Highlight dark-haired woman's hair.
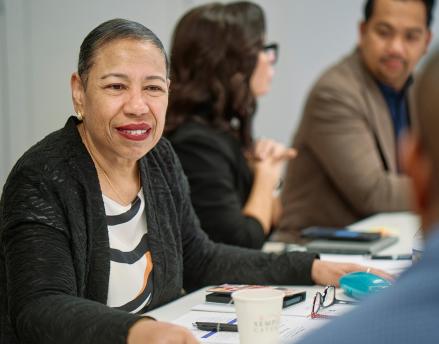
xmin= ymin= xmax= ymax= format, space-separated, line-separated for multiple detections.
xmin=78 ymin=18 xmax=169 ymax=88
xmin=165 ymin=2 xmax=265 ymax=149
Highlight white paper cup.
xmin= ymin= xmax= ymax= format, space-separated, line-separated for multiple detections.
xmin=232 ymin=288 xmax=284 ymax=344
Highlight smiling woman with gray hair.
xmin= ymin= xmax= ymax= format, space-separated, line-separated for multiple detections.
xmin=0 ymin=17 xmax=390 ymax=344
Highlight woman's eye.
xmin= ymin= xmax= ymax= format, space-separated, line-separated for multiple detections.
xmin=145 ymin=85 xmax=166 ymax=96
xmin=146 ymin=85 xmax=163 ymax=92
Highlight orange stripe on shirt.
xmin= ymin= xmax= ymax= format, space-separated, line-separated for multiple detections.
xmin=135 ymin=251 xmax=153 ymax=297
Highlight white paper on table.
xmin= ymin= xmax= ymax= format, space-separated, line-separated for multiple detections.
xmin=320 ymin=254 xmax=412 ymax=275
xmin=172 ymin=310 xmax=329 ymax=344
xmin=192 ymin=286 xmax=357 ymax=318
xmin=314 ymin=302 xmax=357 ymax=317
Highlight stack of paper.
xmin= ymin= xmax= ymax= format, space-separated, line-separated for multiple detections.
xmin=172 ymin=287 xmax=356 ymax=343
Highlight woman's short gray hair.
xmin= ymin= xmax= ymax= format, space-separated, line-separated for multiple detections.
xmin=78 ymin=18 xmax=169 ymax=88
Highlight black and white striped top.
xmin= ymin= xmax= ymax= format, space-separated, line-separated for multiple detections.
xmin=103 ymin=189 xmax=153 ymax=314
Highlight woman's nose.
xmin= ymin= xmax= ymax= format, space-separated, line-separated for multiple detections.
xmin=125 ymin=89 xmax=150 ymax=116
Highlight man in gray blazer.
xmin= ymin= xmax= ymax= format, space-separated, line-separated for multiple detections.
xmin=297 ymin=46 xmax=439 ymax=344
xmin=279 ymin=0 xmax=434 ymax=240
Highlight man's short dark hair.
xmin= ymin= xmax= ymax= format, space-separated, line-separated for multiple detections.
xmin=364 ymin=0 xmax=436 ymax=28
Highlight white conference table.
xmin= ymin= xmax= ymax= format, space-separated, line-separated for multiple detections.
xmin=146 ymin=211 xmax=419 ymax=322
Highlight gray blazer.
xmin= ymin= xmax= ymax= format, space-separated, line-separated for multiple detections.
xmin=278 ymin=49 xmax=411 ymax=240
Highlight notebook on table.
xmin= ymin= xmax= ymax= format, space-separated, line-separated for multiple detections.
xmin=304 ymin=236 xmax=398 ymax=255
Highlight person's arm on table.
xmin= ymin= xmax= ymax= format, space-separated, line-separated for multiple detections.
xmin=311 ymin=260 xmax=394 ymax=286
xmin=270 ymin=196 xmax=283 ymax=228
xmin=167 ymin=145 xmax=391 ymax=289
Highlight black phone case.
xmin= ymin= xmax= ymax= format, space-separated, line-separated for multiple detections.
xmin=205 ymin=291 xmax=306 ymax=308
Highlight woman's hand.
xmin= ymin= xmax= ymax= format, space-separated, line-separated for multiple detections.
xmin=253 ymin=138 xmax=296 ymax=162
xmin=243 ymin=139 xmax=296 ymax=233
xmin=311 ymin=260 xmax=394 ymax=287
xmin=252 ymin=138 xmax=296 ymax=189
xmin=128 ymin=319 xmax=199 ymax=344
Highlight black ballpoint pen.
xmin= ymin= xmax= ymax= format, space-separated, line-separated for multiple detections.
xmin=194 ymin=321 xmax=238 ymax=332
xmin=370 ymin=254 xmax=412 ymax=260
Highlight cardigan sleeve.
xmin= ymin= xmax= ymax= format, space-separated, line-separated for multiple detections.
xmin=170 ymin=130 xmax=266 ymax=248
xmin=0 ymin=166 xmax=141 ymax=344
xmin=159 ymin=140 xmax=318 ymax=291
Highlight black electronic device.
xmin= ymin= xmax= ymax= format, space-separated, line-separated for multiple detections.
xmin=205 ymin=285 xmax=306 ymax=309
xmin=305 ymin=236 xmax=399 ymax=255
xmin=301 ymin=226 xmax=381 ymax=242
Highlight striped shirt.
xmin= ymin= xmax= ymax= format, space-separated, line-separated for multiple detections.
xmin=103 ymin=189 xmax=153 ymax=314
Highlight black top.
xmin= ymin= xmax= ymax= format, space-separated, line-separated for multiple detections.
xmin=0 ymin=117 xmax=316 ymax=344
xmin=168 ymin=120 xmax=266 ymax=248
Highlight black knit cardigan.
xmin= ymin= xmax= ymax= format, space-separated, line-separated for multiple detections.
xmin=0 ymin=117 xmax=316 ymax=344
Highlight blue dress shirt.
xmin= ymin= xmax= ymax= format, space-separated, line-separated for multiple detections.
xmin=377 ymin=79 xmax=412 ymax=141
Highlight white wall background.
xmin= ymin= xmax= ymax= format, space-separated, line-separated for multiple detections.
xmin=1 ymin=0 xmax=438 ymax=187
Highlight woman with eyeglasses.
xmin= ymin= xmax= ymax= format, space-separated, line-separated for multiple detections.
xmin=166 ymin=1 xmax=293 ymax=249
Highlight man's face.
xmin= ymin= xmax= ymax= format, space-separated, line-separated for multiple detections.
xmin=359 ymin=0 xmax=431 ymax=90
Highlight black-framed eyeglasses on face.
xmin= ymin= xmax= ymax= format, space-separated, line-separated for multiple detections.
xmin=262 ymin=42 xmax=279 ymax=64
xmin=311 ymin=285 xmax=359 ymax=319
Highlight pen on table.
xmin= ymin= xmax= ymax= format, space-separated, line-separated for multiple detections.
xmin=193 ymin=321 xmax=238 ymax=332
xmin=370 ymin=254 xmax=412 ymax=260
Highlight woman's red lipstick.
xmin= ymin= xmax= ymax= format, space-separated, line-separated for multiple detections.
xmin=116 ymin=123 xmax=152 ymax=141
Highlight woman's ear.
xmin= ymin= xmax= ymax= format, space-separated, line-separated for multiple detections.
xmin=71 ymin=72 xmax=85 ymax=113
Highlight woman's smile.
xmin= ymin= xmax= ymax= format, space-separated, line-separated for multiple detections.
xmin=116 ymin=123 xmax=152 ymax=141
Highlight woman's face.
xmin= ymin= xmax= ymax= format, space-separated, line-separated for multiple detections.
xmin=250 ymin=48 xmax=276 ymax=97
xmin=71 ymin=38 xmax=169 ymax=164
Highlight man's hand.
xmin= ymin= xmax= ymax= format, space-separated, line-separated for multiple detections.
xmin=311 ymin=259 xmax=394 ymax=286
xmin=128 ymin=319 xmax=199 ymax=344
